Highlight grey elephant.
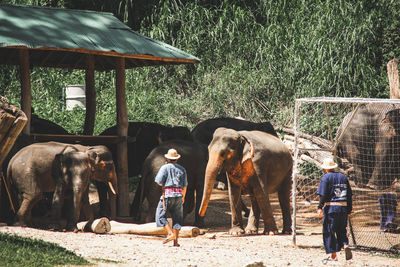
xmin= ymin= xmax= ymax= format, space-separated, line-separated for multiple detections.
xmin=130 ymin=139 xmax=208 ymax=227
xmin=199 ymin=128 xmax=293 ymax=235
xmin=192 ymin=117 xmax=278 ymax=215
xmin=6 ymin=142 xmax=118 ymax=230
xmin=336 ymin=103 xmax=400 ymax=189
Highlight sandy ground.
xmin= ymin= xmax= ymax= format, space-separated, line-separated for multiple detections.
xmin=1 ymin=190 xmax=399 ymax=267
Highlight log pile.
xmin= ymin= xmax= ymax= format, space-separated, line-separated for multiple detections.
xmin=77 ymin=217 xmax=200 ymax=238
xmin=279 ymin=127 xmax=352 ymax=174
xmin=0 ymin=97 xmax=28 ymax=213
xmin=0 ymin=97 xmax=28 ymax=167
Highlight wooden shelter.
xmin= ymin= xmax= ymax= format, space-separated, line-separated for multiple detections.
xmin=0 ymin=4 xmax=200 ymax=217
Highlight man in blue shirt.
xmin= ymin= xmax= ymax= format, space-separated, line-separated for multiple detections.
xmin=317 ymin=158 xmax=353 ymax=262
xmin=155 ymin=148 xmax=188 ymax=247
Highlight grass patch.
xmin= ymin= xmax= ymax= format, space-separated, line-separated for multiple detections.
xmin=0 ymin=232 xmax=90 ymax=267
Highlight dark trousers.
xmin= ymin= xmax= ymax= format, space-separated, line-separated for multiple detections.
xmin=323 ymin=212 xmax=349 ymax=254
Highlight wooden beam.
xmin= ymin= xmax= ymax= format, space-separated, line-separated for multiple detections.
xmin=115 ymin=57 xmax=129 ymax=217
xmin=19 ymin=49 xmax=31 ymax=135
xmin=83 ymin=55 xmax=96 ymax=135
xmin=387 ymin=58 xmax=400 ymax=99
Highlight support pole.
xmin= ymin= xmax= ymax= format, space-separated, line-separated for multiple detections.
xmin=19 ymin=49 xmax=31 ymax=135
xmin=387 ymin=58 xmax=400 ymax=99
xmin=115 ymin=57 xmax=129 ymax=217
xmin=83 ymin=55 xmax=96 ymax=135
xmin=291 ymin=100 xmax=300 ymax=246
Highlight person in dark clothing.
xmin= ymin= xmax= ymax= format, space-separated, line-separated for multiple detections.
xmin=378 ymin=193 xmax=398 ymax=232
xmin=155 ymin=148 xmax=188 ymax=247
xmin=317 ymin=158 xmax=353 ymax=262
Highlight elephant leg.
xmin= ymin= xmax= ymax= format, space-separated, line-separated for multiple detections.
xmin=227 ymin=178 xmax=244 ymax=235
xmin=245 ymin=194 xmax=259 ymax=234
xmin=183 ymin=188 xmax=194 ymax=224
xmin=17 ymin=193 xmax=41 ymax=226
xmin=80 ymin=187 xmax=94 ymax=222
xmin=194 ymin=186 xmax=205 ymax=227
xmin=144 ymin=196 xmax=158 ymax=223
xmin=241 ymin=198 xmax=250 ymax=217
xmin=51 ymin=184 xmax=65 ymax=223
xmin=250 ymin=178 xmax=278 ymax=235
xmin=95 ymin=181 xmax=110 ymax=219
xmin=278 ymin=175 xmax=292 ymax=234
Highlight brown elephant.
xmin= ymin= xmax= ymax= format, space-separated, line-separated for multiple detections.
xmin=6 ymin=142 xmax=118 ymax=230
xmin=130 ymin=139 xmax=208 ymax=227
xmin=336 ymin=103 xmax=400 ymax=189
xmin=199 ymin=128 xmax=293 ymax=235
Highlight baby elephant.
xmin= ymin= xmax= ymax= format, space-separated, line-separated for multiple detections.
xmin=6 ymin=142 xmax=116 ymax=230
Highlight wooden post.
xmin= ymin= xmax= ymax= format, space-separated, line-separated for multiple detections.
xmin=19 ymin=49 xmax=31 ymax=135
xmin=83 ymin=55 xmax=96 ymax=135
xmin=115 ymin=57 xmax=129 ymax=217
xmin=387 ymin=58 xmax=400 ymax=99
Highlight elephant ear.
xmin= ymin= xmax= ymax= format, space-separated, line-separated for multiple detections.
xmin=53 ymin=153 xmax=67 ymax=183
xmin=86 ymin=150 xmax=100 ymax=171
xmin=383 ymin=108 xmax=400 ymax=134
xmin=240 ymin=135 xmax=254 ymax=164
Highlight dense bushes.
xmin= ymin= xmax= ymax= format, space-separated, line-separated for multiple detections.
xmin=0 ymin=0 xmax=400 ymax=134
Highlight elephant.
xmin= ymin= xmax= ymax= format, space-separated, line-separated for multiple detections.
xmin=1 ymin=116 xmax=70 ymax=223
xmin=336 ymin=103 xmax=400 ymax=189
xmin=199 ymin=128 xmax=293 ymax=235
xmin=5 ymin=142 xmax=118 ymax=230
xmin=192 ymin=117 xmax=278 ymax=215
xmin=130 ymin=139 xmax=208 ymax=227
xmin=100 ymin=121 xmax=193 ymax=177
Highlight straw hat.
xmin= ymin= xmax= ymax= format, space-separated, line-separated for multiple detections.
xmin=164 ymin=148 xmax=181 ymax=160
xmin=321 ymin=158 xmax=338 ymax=170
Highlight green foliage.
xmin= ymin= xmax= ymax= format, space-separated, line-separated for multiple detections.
xmin=1 ymin=0 xmax=400 ymax=134
xmin=0 ymin=232 xmax=89 ymax=266
xmin=299 ymin=161 xmax=322 ymax=183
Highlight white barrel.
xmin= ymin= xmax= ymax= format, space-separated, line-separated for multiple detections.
xmin=65 ymin=85 xmax=86 ymax=110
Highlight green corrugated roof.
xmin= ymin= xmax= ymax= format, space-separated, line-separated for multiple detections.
xmin=0 ymin=4 xmax=199 ymax=70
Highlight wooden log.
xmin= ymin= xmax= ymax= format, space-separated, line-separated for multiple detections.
xmin=83 ymin=54 xmax=95 ymax=135
xmin=19 ymin=49 xmax=31 ymax=135
xmin=76 ymin=217 xmax=111 ymax=234
xmin=387 ymin=58 xmax=400 ymax=99
xmin=281 ymin=127 xmax=332 ymax=149
xmin=0 ymin=101 xmax=28 ymax=166
xmin=108 ymin=220 xmax=200 ymax=238
xmin=76 ymin=218 xmax=200 ymax=238
xmin=115 ymin=57 xmax=129 ymax=217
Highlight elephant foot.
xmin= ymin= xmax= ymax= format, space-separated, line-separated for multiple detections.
xmin=263 ymin=226 xmax=278 ymax=235
xmin=281 ymin=228 xmax=292 ymax=235
xmin=263 ymin=230 xmax=279 ymax=235
xmin=245 ymin=225 xmax=258 ymax=234
xmin=228 ymin=226 xmax=245 ymax=235
xmin=194 ymin=218 xmax=205 ymax=228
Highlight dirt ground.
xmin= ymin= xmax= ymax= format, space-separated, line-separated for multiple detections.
xmin=1 ymin=189 xmax=399 ymax=267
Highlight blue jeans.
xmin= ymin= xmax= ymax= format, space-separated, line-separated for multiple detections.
xmin=155 ymin=197 xmax=183 ymax=230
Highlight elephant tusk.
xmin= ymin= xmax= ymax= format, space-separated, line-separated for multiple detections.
xmin=108 ymin=181 xmax=117 ymax=195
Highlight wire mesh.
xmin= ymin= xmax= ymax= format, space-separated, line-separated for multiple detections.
xmin=291 ymin=97 xmax=400 ymax=253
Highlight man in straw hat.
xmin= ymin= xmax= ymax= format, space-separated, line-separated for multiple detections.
xmin=155 ymin=148 xmax=187 ymax=247
xmin=317 ymin=157 xmax=353 ymax=262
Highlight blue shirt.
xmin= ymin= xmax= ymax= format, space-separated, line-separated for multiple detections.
xmin=317 ymin=172 xmax=352 ymax=214
xmin=155 ymin=163 xmax=188 ymax=198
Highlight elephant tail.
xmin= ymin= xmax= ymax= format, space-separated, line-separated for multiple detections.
xmin=130 ymin=175 xmax=144 ymax=221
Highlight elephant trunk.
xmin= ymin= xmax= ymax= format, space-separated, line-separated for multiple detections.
xmin=199 ymin=151 xmax=223 ymax=217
